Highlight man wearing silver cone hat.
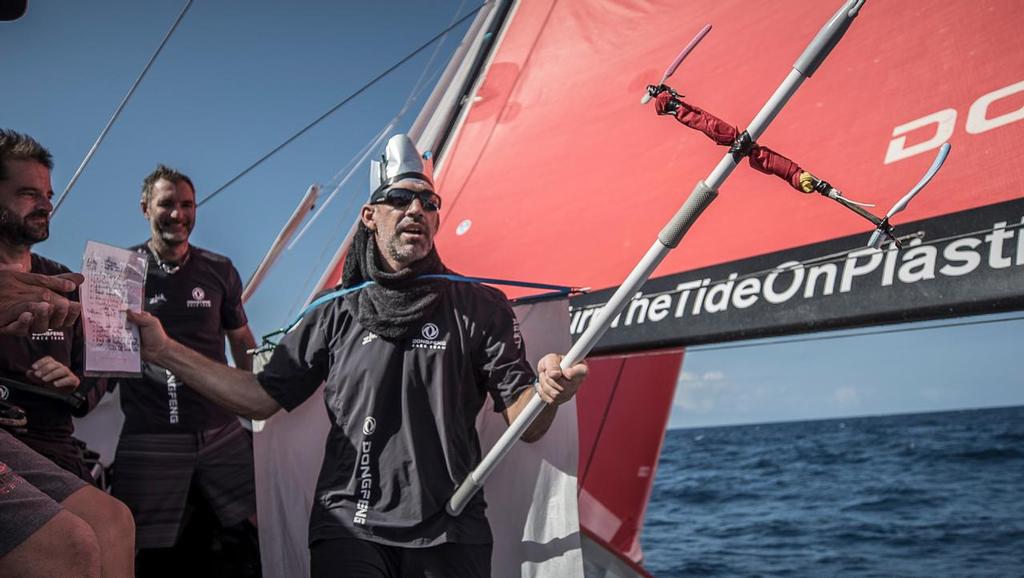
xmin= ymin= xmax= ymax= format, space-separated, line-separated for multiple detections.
xmin=127 ymin=134 xmax=588 ymax=577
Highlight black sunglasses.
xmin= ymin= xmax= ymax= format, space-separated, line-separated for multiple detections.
xmin=371 ymin=188 xmax=442 ymax=212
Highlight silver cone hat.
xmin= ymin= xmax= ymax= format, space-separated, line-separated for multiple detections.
xmin=369 ymin=134 xmax=435 ymax=200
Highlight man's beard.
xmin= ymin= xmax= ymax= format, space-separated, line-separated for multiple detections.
xmin=384 ymin=231 xmax=431 ymax=267
xmin=380 ymin=215 xmax=434 ymax=267
xmin=154 ymin=219 xmax=192 ymax=246
xmin=0 ymin=207 xmax=49 ymax=246
xmin=386 ymin=238 xmax=415 ymax=264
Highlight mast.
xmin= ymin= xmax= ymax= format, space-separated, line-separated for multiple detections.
xmin=309 ymin=0 xmax=517 ymax=300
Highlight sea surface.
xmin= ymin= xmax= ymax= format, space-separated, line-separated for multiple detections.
xmin=641 ymin=405 xmax=1024 ymax=577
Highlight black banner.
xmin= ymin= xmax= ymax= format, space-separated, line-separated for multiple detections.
xmin=570 ymin=198 xmax=1024 ymax=353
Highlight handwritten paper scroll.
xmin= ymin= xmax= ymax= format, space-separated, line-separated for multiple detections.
xmin=81 ymin=241 xmax=148 ymax=377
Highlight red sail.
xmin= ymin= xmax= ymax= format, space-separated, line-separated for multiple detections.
xmin=316 ymin=0 xmax=1024 ymax=570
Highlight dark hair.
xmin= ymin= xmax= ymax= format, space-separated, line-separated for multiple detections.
xmin=141 ymin=164 xmax=195 ymax=205
xmin=0 ymin=129 xmax=53 ymax=181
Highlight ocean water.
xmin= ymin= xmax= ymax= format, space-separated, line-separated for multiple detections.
xmin=641 ymin=406 xmax=1024 ymax=577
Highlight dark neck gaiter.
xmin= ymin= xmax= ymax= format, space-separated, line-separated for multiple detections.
xmin=341 ymin=224 xmax=446 ymax=340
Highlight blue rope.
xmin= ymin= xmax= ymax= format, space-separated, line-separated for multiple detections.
xmin=262 ymin=275 xmax=573 ymax=344
xmin=418 ymin=274 xmax=573 ymax=293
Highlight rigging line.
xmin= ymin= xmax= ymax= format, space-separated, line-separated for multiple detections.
xmin=286 ymin=159 xmax=370 ymax=313
xmin=196 ymin=3 xmax=486 ymax=208
xmin=288 ymin=123 xmax=395 ymax=249
xmin=570 ymin=221 xmax=1024 ymax=313
xmin=312 ymin=31 xmax=446 ymax=197
xmin=577 ymin=358 xmax=628 ymax=494
xmin=284 ymin=12 xmax=459 ymax=298
xmin=686 ymin=314 xmax=1024 ymax=353
xmin=287 ymin=217 xmax=351 ymax=319
xmin=320 ymin=136 xmax=376 ymax=192
xmin=316 ymin=57 xmax=429 ymax=193
xmin=290 ymin=28 xmax=454 ymax=248
xmin=52 ymin=0 xmax=194 ymax=215
xmin=400 ymin=0 xmax=468 ymax=114
xmin=438 ymin=0 xmax=562 ymax=228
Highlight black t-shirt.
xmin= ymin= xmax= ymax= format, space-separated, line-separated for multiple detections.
xmin=257 ymin=280 xmax=535 ymax=547
xmin=120 ymin=243 xmax=248 ymax=434
xmin=0 ymin=255 xmax=101 ymax=453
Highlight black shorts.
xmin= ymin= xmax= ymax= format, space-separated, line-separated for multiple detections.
xmin=112 ymin=420 xmax=256 ymax=548
xmin=15 ymin=433 xmax=96 ymax=485
xmin=310 ymin=537 xmax=491 ymax=578
xmin=0 ymin=428 xmax=88 ymax=557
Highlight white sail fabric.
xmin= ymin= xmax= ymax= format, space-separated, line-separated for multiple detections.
xmin=478 ymin=297 xmax=583 ymax=577
xmin=250 ymin=365 xmax=327 ymax=578
xmin=253 ymin=296 xmax=582 ymax=577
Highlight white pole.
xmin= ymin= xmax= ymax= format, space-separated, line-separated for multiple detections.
xmin=448 ymin=0 xmax=867 ymax=516
xmin=242 ymin=185 xmax=319 ymax=304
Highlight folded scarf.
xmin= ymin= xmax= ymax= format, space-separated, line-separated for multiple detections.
xmin=341 ymin=224 xmax=447 ymax=340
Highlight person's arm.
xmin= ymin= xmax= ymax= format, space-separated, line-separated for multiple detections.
xmin=504 ymin=390 xmax=558 ymax=443
xmin=503 ymin=353 xmax=587 ymax=443
xmin=26 ymin=355 xmax=80 ymax=390
xmin=226 ymin=325 xmax=257 ymax=372
xmin=220 ymin=262 xmax=255 ymax=371
xmin=0 ymin=271 xmax=83 ymax=335
xmin=127 ymin=310 xmax=281 ymax=420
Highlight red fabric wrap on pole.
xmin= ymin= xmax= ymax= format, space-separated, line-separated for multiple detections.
xmin=657 ymin=92 xmax=738 ymax=146
xmin=656 ymin=92 xmax=807 ymax=192
xmin=749 ymin=145 xmax=804 ymax=191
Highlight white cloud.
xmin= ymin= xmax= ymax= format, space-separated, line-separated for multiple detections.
xmin=674 ymin=369 xmax=731 ymax=412
xmin=833 ymin=385 xmax=860 ymax=406
xmin=678 ymin=370 xmax=697 ymax=382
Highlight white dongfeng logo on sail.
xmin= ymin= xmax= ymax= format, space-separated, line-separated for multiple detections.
xmin=421 ymin=323 xmax=439 ymax=340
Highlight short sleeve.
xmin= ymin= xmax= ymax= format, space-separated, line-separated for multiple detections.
xmin=256 ymin=305 xmax=334 ymax=411
xmin=477 ymin=297 xmax=537 ymax=412
xmin=220 ymin=262 xmax=248 ymax=331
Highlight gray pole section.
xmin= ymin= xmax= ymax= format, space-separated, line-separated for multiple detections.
xmin=448 ymin=0 xmax=866 ymax=516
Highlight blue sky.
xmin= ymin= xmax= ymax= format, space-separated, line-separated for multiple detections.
xmin=3 ymin=1 xmax=1021 ymax=429
xmin=673 ymin=313 xmax=1022 ymax=428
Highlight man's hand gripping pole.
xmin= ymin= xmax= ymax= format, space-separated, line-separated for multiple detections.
xmin=447 ymin=0 xmax=866 ymax=517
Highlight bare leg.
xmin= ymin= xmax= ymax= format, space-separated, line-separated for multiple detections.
xmin=62 ymin=486 xmax=136 ymax=577
xmin=0 ymin=510 xmax=102 ymax=578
